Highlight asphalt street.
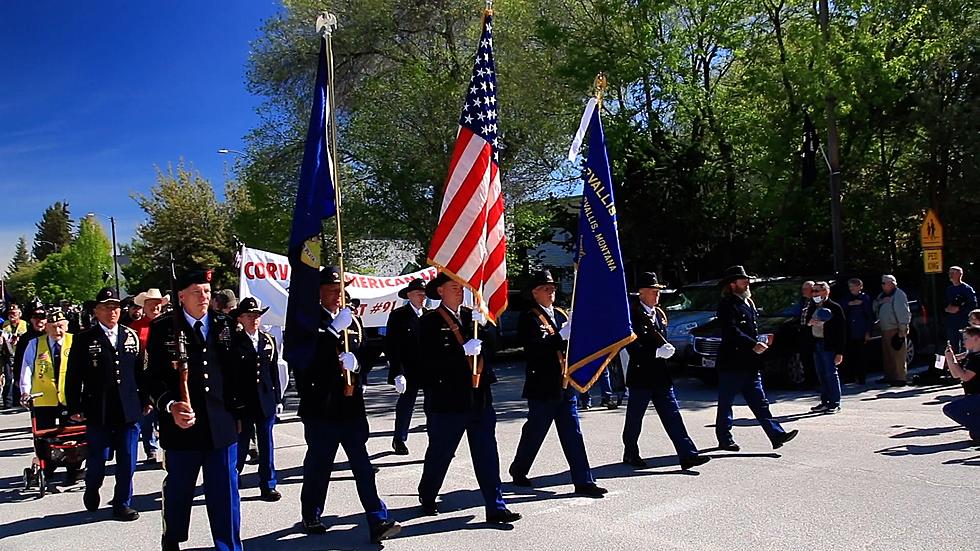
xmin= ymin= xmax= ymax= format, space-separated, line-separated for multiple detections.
xmin=1 ymin=359 xmax=977 ymax=551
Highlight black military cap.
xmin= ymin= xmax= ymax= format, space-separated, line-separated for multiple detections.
xmin=30 ymin=307 xmax=47 ymax=320
xmin=636 ymin=271 xmax=667 ymax=290
xmin=424 ymin=272 xmax=454 ymax=300
xmin=46 ymin=309 xmax=67 ymax=323
xmin=231 ymin=296 xmax=269 ymax=318
xmin=398 ymin=278 xmax=426 ymax=299
xmin=525 ymin=269 xmax=559 ymax=295
xmin=176 ymin=268 xmax=214 ymax=290
xmin=95 ymin=287 xmax=122 ymax=305
xmin=320 ymin=266 xmax=343 ymax=286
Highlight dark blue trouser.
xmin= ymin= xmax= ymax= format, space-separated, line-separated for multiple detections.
xmin=162 ymin=443 xmax=242 ymax=551
xmin=947 ymin=322 xmax=965 ymax=353
xmin=510 ymin=389 xmax=594 ymax=485
xmin=623 ymin=385 xmax=699 ymax=460
xmin=139 ymin=409 xmax=159 ymax=456
xmin=394 ymin=387 xmax=419 ymax=442
xmin=300 ymin=417 xmax=389 ymax=528
xmin=943 ymin=394 xmax=980 ymax=441
xmin=813 ymin=340 xmax=842 ymax=406
xmin=418 ymin=406 xmax=507 ymax=514
xmin=237 ymin=413 xmax=277 ymax=489
xmin=85 ymin=422 xmax=139 ymax=508
xmin=715 ymin=370 xmax=787 ymax=445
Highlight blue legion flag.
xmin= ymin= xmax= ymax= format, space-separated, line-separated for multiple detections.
xmin=565 ymin=99 xmax=635 ymax=392
xmin=283 ymin=37 xmax=337 ymax=371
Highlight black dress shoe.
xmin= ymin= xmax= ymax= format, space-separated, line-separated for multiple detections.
xmin=772 ymin=429 xmax=800 ymax=449
xmin=83 ymin=487 xmax=100 ymax=511
xmin=161 ymin=537 xmax=180 ymax=551
xmin=370 ymin=519 xmax=402 ymax=544
xmin=573 ymin=483 xmax=607 ymax=498
xmin=419 ymin=500 xmax=439 ymax=516
xmin=392 ymin=439 xmax=409 ymax=456
xmin=679 ymin=455 xmax=711 ymax=470
xmin=718 ymin=441 xmax=741 ymax=452
xmin=579 ymin=400 xmax=592 ymax=410
xmin=113 ymin=506 xmax=140 ymax=521
xmin=622 ymin=453 xmax=647 ymax=468
xmin=487 ymin=509 xmax=522 ymax=524
xmin=260 ymin=488 xmax=282 ymax=502
xmin=509 ymin=473 xmax=533 ymax=487
xmin=600 ymin=397 xmax=619 ymax=409
xmin=302 ymin=518 xmax=328 ymax=534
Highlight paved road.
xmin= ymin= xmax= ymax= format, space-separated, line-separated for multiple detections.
xmin=1 ymin=360 xmax=977 ymax=551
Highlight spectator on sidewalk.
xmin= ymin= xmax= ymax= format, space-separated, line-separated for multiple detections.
xmin=805 ymin=282 xmax=847 ymax=413
xmin=945 ymin=266 xmax=977 ymax=352
xmin=942 ymin=326 xmax=980 ymax=444
xmin=843 ymin=278 xmax=874 ymax=384
xmin=874 ymin=275 xmax=912 ymax=387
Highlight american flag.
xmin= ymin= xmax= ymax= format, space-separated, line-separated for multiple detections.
xmin=427 ymin=11 xmax=507 ymax=322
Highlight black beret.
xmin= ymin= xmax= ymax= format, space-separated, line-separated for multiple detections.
xmin=176 ymin=268 xmax=214 ymax=290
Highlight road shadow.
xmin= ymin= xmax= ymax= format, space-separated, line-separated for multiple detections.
xmin=922 ymin=394 xmax=958 ymax=406
xmin=942 ymin=452 xmax=980 ymax=467
xmin=889 ymin=426 xmax=962 ymax=439
xmin=875 ymin=439 xmax=977 ymax=457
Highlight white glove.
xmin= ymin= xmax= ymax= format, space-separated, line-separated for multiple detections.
xmin=655 ymin=343 xmax=676 ymax=359
xmin=472 ymin=309 xmax=487 ymax=326
xmin=462 ymin=338 xmax=483 ymax=356
xmin=559 ymin=321 xmax=572 ymax=340
xmin=339 ymin=351 xmax=359 ymax=372
xmin=330 ymin=308 xmax=354 ymax=333
xmin=275 ymin=403 xmax=284 ymax=416
xmin=394 ymin=374 xmax=407 ymax=394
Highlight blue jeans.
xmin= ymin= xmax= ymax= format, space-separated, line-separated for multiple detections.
xmin=813 ymin=340 xmax=842 ymax=406
xmin=510 ymin=389 xmax=594 ymax=485
xmin=85 ymin=422 xmax=139 ymax=508
xmin=237 ymin=413 xmax=277 ymax=489
xmin=947 ymin=323 xmax=965 ymax=353
xmin=623 ymin=385 xmax=699 ymax=460
xmin=163 ymin=443 xmax=241 ymax=551
xmin=394 ymin=387 xmax=419 ymax=442
xmin=715 ymin=371 xmax=787 ymax=445
xmin=943 ymin=394 xmax=980 ymax=441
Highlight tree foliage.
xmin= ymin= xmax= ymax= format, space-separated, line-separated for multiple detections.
xmin=33 ymin=217 xmax=113 ymax=303
xmin=32 ymin=201 xmax=72 ymax=261
xmin=6 ymin=236 xmax=31 ymax=279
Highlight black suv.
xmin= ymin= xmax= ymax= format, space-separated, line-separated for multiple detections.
xmin=688 ymin=277 xmax=935 ymax=387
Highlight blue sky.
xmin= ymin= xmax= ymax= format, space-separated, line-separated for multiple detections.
xmin=0 ymin=1 xmax=282 ymax=271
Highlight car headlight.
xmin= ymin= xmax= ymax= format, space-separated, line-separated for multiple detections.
xmin=668 ymin=321 xmax=699 ymax=338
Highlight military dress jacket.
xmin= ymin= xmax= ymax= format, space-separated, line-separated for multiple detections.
xmin=65 ymin=324 xmax=147 ymax=426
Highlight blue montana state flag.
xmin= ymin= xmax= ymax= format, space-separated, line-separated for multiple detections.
xmin=564 ymin=98 xmax=635 ymax=392
xmin=284 ymin=36 xmax=337 ymax=372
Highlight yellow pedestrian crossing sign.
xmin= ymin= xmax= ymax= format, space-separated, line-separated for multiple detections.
xmin=920 ymin=209 xmax=943 ymax=249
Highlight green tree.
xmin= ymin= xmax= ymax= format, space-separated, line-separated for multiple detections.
xmin=6 ymin=263 xmax=40 ymax=303
xmin=5 ymin=236 xmax=31 ymax=278
xmin=32 ymin=201 xmax=73 ymax=261
xmin=124 ymin=161 xmax=237 ymax=291
xmin=33 ymin=217 xmax=113 ymax=303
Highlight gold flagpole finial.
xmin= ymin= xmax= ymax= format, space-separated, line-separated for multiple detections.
xmin=594 ymin=73 xmax=608 ymax=105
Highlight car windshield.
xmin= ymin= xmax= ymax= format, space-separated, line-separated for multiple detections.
xmin=666 ymin=286 xmax=721 ymax=312
xmin=750 ymin=281 xmax=803 ymax=316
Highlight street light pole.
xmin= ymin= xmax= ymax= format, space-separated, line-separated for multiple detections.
xmin=87 ymin=213 xmax=121 ymax=297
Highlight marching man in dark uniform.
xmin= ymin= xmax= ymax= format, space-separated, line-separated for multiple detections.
xmin=66 ymin=287 xmax=146 ymax=521
xmin=145 ymin=269 xmax=244 ymax=551
xmin=230 ymin=297 xmax=282 ymax=501
xmin=714 ymin=266 xmax=799 ymax=451
xmin=385 ymin=278 xmax=427 ymax=455
xmin=297 ymin=266 xmax=400 ymax=543
xmin=417 ymin=272 xmax=521 ymax=524
xmin=622 ymin=272 xmax=710 ymax=470
xmin=508 ymin=270 xmax=606 ymax=497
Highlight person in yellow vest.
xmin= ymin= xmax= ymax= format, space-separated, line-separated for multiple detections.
xmin=18 ymin=308 xmax=82 ymax=482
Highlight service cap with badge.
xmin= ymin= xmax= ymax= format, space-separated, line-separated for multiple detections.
xmin=176 ymin=268 xmax=214 ymax=291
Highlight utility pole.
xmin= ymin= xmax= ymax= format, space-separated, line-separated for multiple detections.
xmin=818 ymin=0 xmax=845 ymax=274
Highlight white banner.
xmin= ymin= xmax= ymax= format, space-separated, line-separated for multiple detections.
xmin=237 ymin=246 xmax=439 ymax=329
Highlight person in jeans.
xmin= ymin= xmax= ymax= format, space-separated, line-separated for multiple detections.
xmin=944 ymin=266 xmax=977 ymax=352
xmin=942 ymin=325 xmax=980 ymax=443
xmin=805 ymin=282 xmax=847 ymax=413
xmin=873 ymin=274 xmax=912 ymax=386
xmin=843 ymin=278 xmax=874 ymax=384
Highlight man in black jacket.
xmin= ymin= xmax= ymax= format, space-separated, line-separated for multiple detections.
xmin=385 ymin=278 xmax=427 ymax=455
xmin=66 ymin=287 xmax=146 ymax=521
xmin=508 ymin=270 xmax=606 ymax=497
xmin=622 ymin=272 xmax=710 ymax=471
xmin=714 ymin=266 xmax=799 ymax=451
xmin=296 ymin=266 xmax=400 ymax=544
xmin=804 ymin=281 xmax=847 ymax=413
xmin=417 ymin=272 xmax=521 ymax=524
xmin=230 ymin=297 xmax=282 ymax=501
xmin=145 ymin=269 xmax=244 ymax=551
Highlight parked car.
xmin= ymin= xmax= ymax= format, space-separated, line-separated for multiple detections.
xmin=688 ymin=277 xmax=936 ymax=387
xmin=662 ymin=280 xmax=723 ymax=365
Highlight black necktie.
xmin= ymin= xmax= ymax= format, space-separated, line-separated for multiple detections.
xmin=53 ymin=341 xmax=62 ymax=383
xmin=194 ymin=320 xmax=205 ymax=344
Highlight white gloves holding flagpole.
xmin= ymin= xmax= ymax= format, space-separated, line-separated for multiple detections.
xmin=463 ymin=338 xmax=483 ymax=356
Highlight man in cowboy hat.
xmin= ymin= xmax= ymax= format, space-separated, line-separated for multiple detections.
xmin=508 ymin=270 xmax=607 ymax=497
xmin=385 ymin=278 xmax=428 ymax=455
xmin=622 ymin=272 xmax=711 ymax=471
xmin=417 ymin=272 xmax=521 ymax=524
xmin=297 ymin=266 xmax=400 ymax=543
xmin=145 ymin=268 xmax=244 ymax=551
xmin=66 ymin=287 xmax=147 ymax=521
xmin=714 ymin=266 xmax=798 ymax=451
xmin=129 ymin=287 xmax=170 ymax=464
xmin=230 ymin=297 xmax=282 ymax=501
